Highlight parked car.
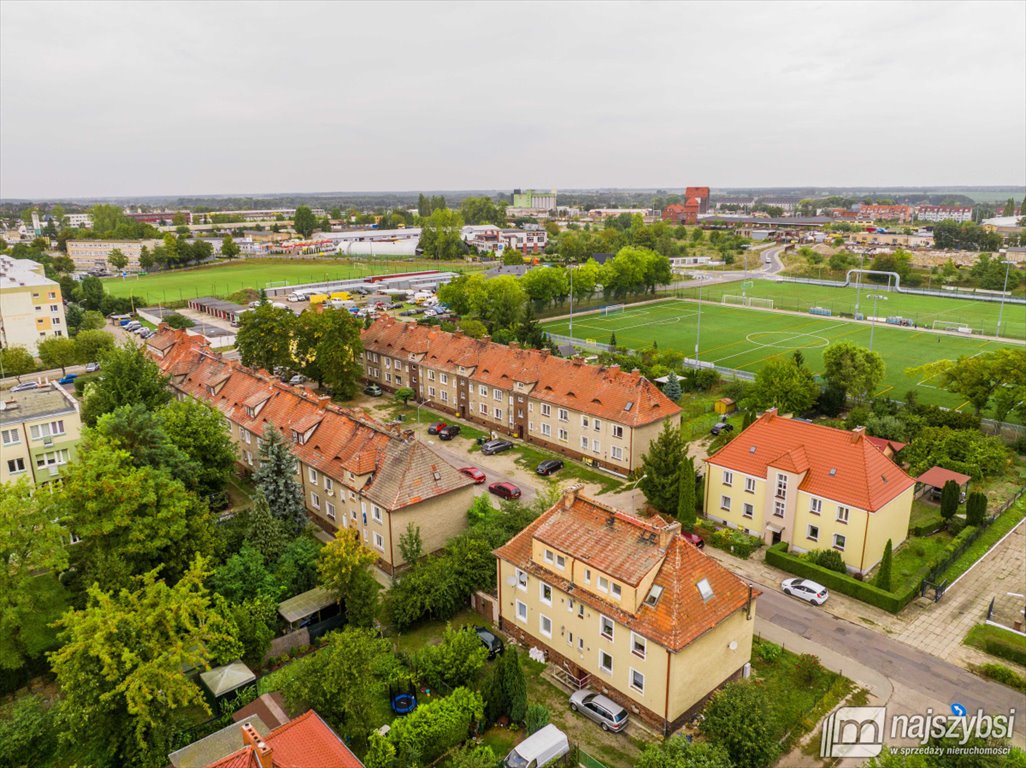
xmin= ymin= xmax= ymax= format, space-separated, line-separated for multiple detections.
xmin=682 ymin=532 xmax=705 ymax=549
xmin=388 ymin=302 xmax=404 ymax=310
xmin=427 ymin=421 xmax=448 ymax=435
xmin=503 ymin=724 xmax=570 ymax=768
xmin=57 ymin=373 xmax=78 ymax=385
xmin=288 ymin=374 xmax=306 ymax=386
xmin=459 ymin=466 xmax=486 ymax=484
xmin=536 ymin=459 xmax=564 ymax=476
xmin=781 ymin=578 xmax=829 ymax=605
xmin=85 ymin=362 xmax=101 ymax=373
xmin=569 ymin=689 xmax=629 ymax=733
xmin=473 ymin=626 xmax=504 ymax=659
xmin=11 ymin=381 xmax=39 ymax=392
xmin=399 ymin=309 xmax=419 ymax=316
xmin=363 ymin=384 xmax=383 ymax=396
xmin=488 ymin=482 xmax=522 ymax=500
xmin=710 ymin=422 xmax=734 ymax=436
xmin=481 ymin=438 xmax=514 ymax=455
xmin=438 ymin=425 xmax=461 ymax=440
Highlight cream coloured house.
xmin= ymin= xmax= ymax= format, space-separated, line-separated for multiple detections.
xmin=0 ymin=256 xmax=67 ymax=355
xmin=0 ymin=382 xmax=81 ymax=486
xmin=494 ymin=487 xmax=757 ymax=732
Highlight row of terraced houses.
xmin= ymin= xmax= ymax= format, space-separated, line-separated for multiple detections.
xmin=360 ymin=317 xmax=682 ymax=475
xmin=147 ymin=328 xmax=477 ymax=575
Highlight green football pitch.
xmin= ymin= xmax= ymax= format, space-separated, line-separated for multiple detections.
xmin=675 ymin=279 xmax=1026 ymax=342
xmin=102 ymin=259 xmax=482 ymax=304
xmin=542 ymin=299 xmax=1025 ymax=410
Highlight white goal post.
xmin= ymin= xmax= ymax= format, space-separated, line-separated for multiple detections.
xmin=603 ymin=304 xmax=626 ymax=316
xmin=932 ymin=320 xmax=982 ymax=335
xmin=721 ymin=295 xmax=774 ymax=309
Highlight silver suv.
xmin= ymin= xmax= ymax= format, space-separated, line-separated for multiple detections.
xmin=569 ymin=689 xmax=629 ymax=732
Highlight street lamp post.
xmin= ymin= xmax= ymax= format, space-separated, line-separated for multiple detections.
xmin=695 ymin=283 xmax=703 ymax=361
xmin=568 ymin=259 xmax=574 ymax=342
xmin=868 ymin=293 xmax=887 ymax=351
xmin=416 ymin=398 xmax=432 ymax=424
xmin=996 ymin=260 xmax=1014 ymax=337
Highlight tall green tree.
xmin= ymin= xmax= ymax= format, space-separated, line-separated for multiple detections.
xmin=252 ymin=423 xmax=306 ymax=531
xmin=0 ymin=346 xmax=36 ymax=377
xmin=663 ymin=371 xmax=682 ymax=401
xmin=37 ymin=336 xmax=80 ymax=374
xmin=81 ymin=343 xmax=171 ymax=426
xmin=677 ymin=456 xmax=697 ymax=531
xmin=822 ymin=342 xmax=885 ymax=404
xmin=293 ymin=307 xmax=364 ymax=397
xmin=700 ymin=681 xmax=778 ymax=768
xmin=49 ymin=557 xmax=239 ymax=768
xmin=107 ymin=248 xmax=129 ymax=272
xmin=748 ymin=357 xmax=819 ymax=415
xmin=317 ymin=528 xmax=380 ymax=627
xmin=0 ymin=481 xmax=69 ymax=672
xmin=497 ymin=647 xmax=528 ymax=722
xmin=418 ymin=208 xmax=465 ymax=260
xmin=639 ymin=420 xmax=687 ymax=515
xmin=965 ymin=491 xmax=988 ymax=526
xmin=158 ymin=397 xmax=237 ymax=502
xmin=220 ymin=234 xmax=240 ymax=259
xmin=940 ymin=480 xmax=960 ymax=526
xmin=874 ymin=539 xmax=893 ymax=591
xmin=235 ymin=302 xmax=296 ymax=374
xmin=74 ymin=330 xmax=116 ymax=367
xmin=292 ymin=205 xmax=317 ymax=238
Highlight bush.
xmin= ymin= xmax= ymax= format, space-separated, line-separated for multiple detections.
xmin=795 ymin=653 xmax=823 ymax=685
xmin=975 ymin=663 xmax=1026 ymax=693
xmin=412 ymin=624 xmax=488 ymax=690
xmin=707 ymin=527 xmax=762 ymax=559
xmin=525 ymin=702 xmax=550 ymax=734
xmin=966 ymin=492 xmax=988 ymax=526
xmin=804 ymin=549 xmax=847 ymax=574
xmin=382 ymin=687 xmax=485 ymax=765
xmin=964 ymin=625 xmax=1026 ymax=667
xmin=757 ymin=641 xmax=782 ymax=663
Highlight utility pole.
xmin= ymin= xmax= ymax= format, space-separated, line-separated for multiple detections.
xmin=568 ymin=259 xmax=575 ymax=342
xmin=996 ymin=260 xmax=1013 ymax=337
xmin=695 ymin=283 xmax=703 ymax=361
xmin=868 ymin=293 xmax=887 ymax=351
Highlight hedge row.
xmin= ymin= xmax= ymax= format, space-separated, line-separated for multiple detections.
xmin=765 ymin=543 xmax=917 ymax=614
xmin=964 ymin=624 xmax=1026 ymax=667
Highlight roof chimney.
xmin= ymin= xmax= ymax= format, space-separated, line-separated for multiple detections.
xmin=240 ymin=722 xmax=273 ymax=768
xmin=630 ymin=368 xmax=640 ymax=375
xmin=564 ymin=483 xmax=584 ymax=509
xmin=481 ymin=335 xmax=491 ymax=344
xmin=851 ymin=425 xmax=865 ymax=442
xmin=453 ymin=329 xmax=464 ymax=338
xmin=508 ymin=341 xmax=520 ymax=349
xmin=539 ymin=349 xmax=550 ymax=357
xmin=658 ymin=519 xmax=682 ymax=548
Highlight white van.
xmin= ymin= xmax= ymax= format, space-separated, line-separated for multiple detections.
xmin=504 ymin=724 xmax=570 ymax=768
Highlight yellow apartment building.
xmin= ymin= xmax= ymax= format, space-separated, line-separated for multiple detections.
xmin=495 ymin=487 xmax=757 ymax=732
xmin=703 ymin=409 xmax=916 ymax=574
xmin=0 ymin=256 xmax=67 ymax=355
xmin=0 ymin=382 xmax=82 ymax=486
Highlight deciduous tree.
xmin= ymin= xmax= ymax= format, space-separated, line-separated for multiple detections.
xmin=418 ymin=208 xmax=465 ymax=260
xmin=700 ymin=681 xmax=778 ymax=768
xmin=0 ymin=346 xmax=36 ymax=377
xmin=292 ymin=205 xmax=317 ymax=238
xmin=37 ymin=336 xmax=80 ymax=374
xmin=822 ymin=342 xmax=885 ymax=404
xmin=317 ymin=527 xmax=379 ymax=625
xmin=235 ymin=302 xmax=296 ymax=374
xmin=81 ymin=343 xmax=171 ymax=426
xmin=220 ymin=234 xmax=240 ymax=259
xmin=748 ymin=357 xmax=819 ymax=416
xmin=158 ymin=397 xmax=237 ymax=502
xmin=107 ymin=248 xmax=129 ymax=272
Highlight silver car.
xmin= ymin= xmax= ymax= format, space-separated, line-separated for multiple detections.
xmin=781 ymin=577 xmax=829 ymax=605
xmin=569 ymin=689 xmax=629 ymax=732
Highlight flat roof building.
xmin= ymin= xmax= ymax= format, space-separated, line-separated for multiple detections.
xmin=0 ymin=255 xmax=67 ymax=355
xmin=0 ymin=382 xmax=82 ymax=486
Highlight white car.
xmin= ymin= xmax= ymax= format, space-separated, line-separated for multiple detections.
xmin=781 ymin=578 xmax=829 ymax=605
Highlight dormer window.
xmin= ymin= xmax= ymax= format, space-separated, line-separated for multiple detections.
xmin=644 ymin=584 xmax=663 ymax=607
xmin=246 ymin=406 xmax=256 ymax=418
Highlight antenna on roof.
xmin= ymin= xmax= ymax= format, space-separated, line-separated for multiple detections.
xmin=605 ymin=515 xmax=615 ymax=529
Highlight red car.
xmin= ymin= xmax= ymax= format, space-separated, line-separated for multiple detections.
xmin=682 ymin=532 xmax=705 ymax=549
xmin=488 ymin=481 xmax=522 ymax=500
xmin=427 ymin=421 xmax=448 ymax=435
xmin=459 ymin=467 xmax=486 ymax=484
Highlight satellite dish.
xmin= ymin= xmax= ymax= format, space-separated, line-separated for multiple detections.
xmin=728 ymin=640 xmax=738 ymax=651
xmin=506 ymin=576 xmax=517 ymax=587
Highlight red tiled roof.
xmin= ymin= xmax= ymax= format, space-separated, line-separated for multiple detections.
xmin=495 ymin=492 xmax=756 ymax=652
xmin=705 ymin=411 xmax=915 ymax=511
xmin=207 ymin=710 xmax=364 ymax=768
xmin=916 ymin=466 xmax=971 ymax=489
xmin=362 ymin=318 xmax=680 ymax=427
xmin=866 ymin=436 xmax=907 ymax=454
xmin=148 ymin=328 xmax=474 ymax=508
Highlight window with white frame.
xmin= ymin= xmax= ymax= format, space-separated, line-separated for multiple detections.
xmin=774 ymin=500 xmax=785 ymax=518
xmin=541 ymin=424 xmax=551 ymax=437
xmin=493 ymin=408 xmax=502 ymax=421
xmin=244 ymin=450 xmax=253 ymax=465
xmin=30 ymin=420 xmax=65 ymax=440
xmin=581 ymin=436 xmax=590 ymax=450
xmin=723 ymin=470 xmax=734 ymax=487
xmin=326 ymin=502 xmax=336 ymax=520
xmin=599 ymin=615 xmax=614 ymax=641
xmin=543 ymin=549 xmax=554 ymax=564
xmin=558 ymin=408 xmax=568 ymax=422
xmin=324 ymin=477 xmax=333 ymax=493
xmin=540 ymin=614 xmax=552 ymax=638
xmin=541 ymin=403 xmax=551 ymax=417
xmin=611 ymin=424 xmax=624 ymax=439
xmin=441 ymin=391 xmax=449 ymax=402
xmin=241 ymin=428 xmax=251 ymax=444
xmin=308 ymin=467 xmax=318 ymax=484
xmin=427 ymin=370 xmax=435 ymax=381
xmin=833 ymin=533 xmax=846 ymax=551
xmin=479 ymin=385 xmax=488 ymax=396
xmin=630 ymin=668 xmax=645 ymax=693
xmin=439 ymin=373 xmax=448 ymax=384
xmin=599 ymin=650 xmax=613 ymax=674
xmin=558 ymin=428 xmax=568 ymax=442
xmin=610 ymin=583 xmax=621 ymax=600
xmin=597 ymin=575 xmax=609 ymax=593
xmin=581 ymin=416 xmax=589 ymax=428
xmin=745 ymin=477 xmax=756 ymax=493
xmin=610 ymin=445 xmax=623 ymax=461
xmin=592 ymin=439 xmax=600 ymax=453
xmin=584 ymin=568 xmax=591 ymax=584
xmin=776 ymin=473 xmax=788 ymax=498
xmin=493 ymin=388 xmax=502 ymax=401
xmin=35 ymin=449 xmax=69 ymax=468
xmin=631 ymin=632 xmax=646 ymax=659
xmin=837 ymin=505 xmax=850 ymax=524
xmin=7 ymin=458 xmax=26 ymax=474
xmin=428 ymin=386 xmax=436 ymax=397
xmin=810 ymin=497 xmax=822 ymax=515
xmin=720 ymin=495 xmax=731 ymax=511
xmin=1 ymin=429 xmax=20 ymax=446
xmin=593 ymin=418 xmax=601 ymax=432
xmin=743 ymin=502 xmax=754 ymax=518
xmin=373 ymin=532 xmax=384 ymax=551
xmin=480 ymin=403 xmax=488 ymax=414
xmin=310 ymin=492 xmax=320 ymax=509
xmin=555 ymin=554 xmax=566 ymax=569
xmin=515 ymin=568 xmax=528 ymax=590
xmin=807 ymin=524 xmax=819 ymax=542
xmin=516 ymin=600 xmax=528 ymax=623
xmin=372 ymin=505 xmax=382 ymax=523
xmin=540 ymin=582 xmax=552 ymax=606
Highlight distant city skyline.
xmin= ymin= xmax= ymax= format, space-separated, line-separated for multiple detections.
xmin=1 ymin=1 xmax=1023 ymax=198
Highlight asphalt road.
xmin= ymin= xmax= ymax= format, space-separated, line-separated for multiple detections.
xmin=756 ymin=586 xmax=1025 ymax=720
xmin=421 ymin=438 xmax=542 ymax=506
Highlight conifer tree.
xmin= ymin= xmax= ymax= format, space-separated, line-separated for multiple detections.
xmin=253 ymin=424 xmax=306 ymax=532
xmin=874 ymin=539 xmax=893 ymax=591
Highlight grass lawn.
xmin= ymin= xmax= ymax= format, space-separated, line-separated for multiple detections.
xmin=479 ymin=727 xmax=518 ymax=759
xmin=940 ymin=496 xmax=1026 ymax=584
xmin=963 ymin=624 xmax=1026 ymax=667
xmin=886 ymin=532 xmax=954 ymax=592
xmin=674 ymin=278 xmax=1026 ymax=342
xmin=909 ymin=499 xmax=945 ymax=533
xmin=102 ymin=258 xmax=484 ymax=304
xmin=750 ymin=637 xmax=853 ymax=753
xmin=541 ymin=298 xmax=1022 ymax=410
xmin=389 ymin=608 xmax=481 ymax=655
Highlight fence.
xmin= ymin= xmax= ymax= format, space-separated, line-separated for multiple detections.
xmin=545 ymin=333 xmax=619 ymax=354
xmin=775 ymin=275 xmax=1026 ymax=306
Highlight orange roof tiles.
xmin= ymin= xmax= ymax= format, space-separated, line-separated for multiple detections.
xmin=362 ymin=318 xmax=680 ymax=427
xmin=706 ymin=410 xmax=915 ymax=512
xmin=148 ymin=328 xmax=474 ymax=509
xmin=206 ymin=710 xmax=364 ymax=768
xmin=916 ymin=466 xmax=971 ymax=489
xmin=495 ymin=492 xmax=756 ymax=652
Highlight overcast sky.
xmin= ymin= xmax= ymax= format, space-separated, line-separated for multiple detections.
xmin=2 ymin=1 xmax=1024 ymax=199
